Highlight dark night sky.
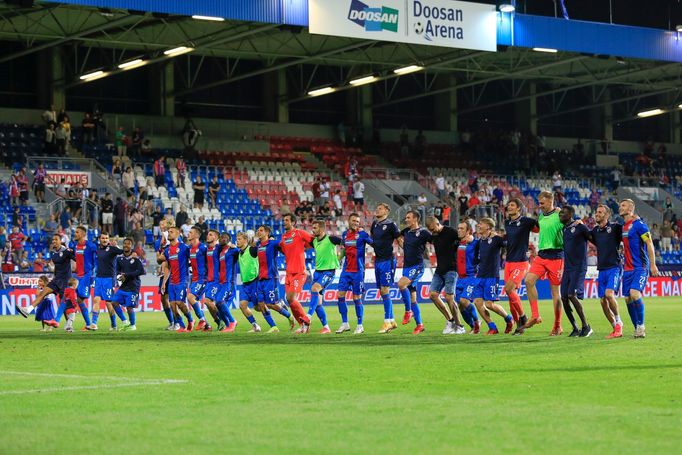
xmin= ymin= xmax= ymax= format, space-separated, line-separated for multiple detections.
xmin=478 ymin=0 xmax=682 ymax=30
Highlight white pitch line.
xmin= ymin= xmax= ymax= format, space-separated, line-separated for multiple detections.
xmin=0 ymin=370 xmax=186 ymax=383
xmin=0 ymin=380 xmax=187 ymax=396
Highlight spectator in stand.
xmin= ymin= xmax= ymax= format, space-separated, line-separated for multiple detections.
xmin=589 ymin=188 xmax=600 ymax=212
xmin=122 ymin=166 xmax=135 ymax=197
xmin=181 ymin=218 xmax=193 ymax=239
xmin=59 ymin=207 xmax=71 ymax=230
xmin=467 ymin=192 xmax=481 ymax=209
xmin=131 ymin=222 xmax=146 ymax=246
xmin=141 ymin=139 xmax=152 ymax=156
xmin=0 ymin=226 xmax=6 ymax=250
xmin=9 ymin=175 xmax=19 ymax=206
xmin=134 ymin=241 xmax=147 ymax=265
xmin=318 ymin=203 xmax=331 ymax=220
xmin=457 ymin=192 xmax=468 ymax=218
xmin=176 ymin=158 xmax=187 ymax=187
xmin=467 ymin=170 xmax=478 ymax=193
xmin=193 ymin=175 xmax=206 ymax=209
xmin=33 ymin=162 xmax=47 ymax=203
xmin=319 ymin=178 xmax=330 ymax=207
xmin=552 ymin=170 xmax=562 ymax=192
xmin=417 ymin=193 xmax=428 ymax=209
xmin=442 ymin=204 xmax=452 ymax=226
xmin=92 ymin=107 xmax=105 ymax=143
xmin=399 ymin=125 xmax=410 ymax=157
xmin=333 ymin=189 xmax=343 ymax=218
xmin=33 ymin=251 xmax=47 ymax=273
xmin=43 ymin=213 xmax=58 ymax=237
xmin=55 ymin=119 xmax=70 ymax=156
xmin=311 ymin=178 xmax=322 ymax=208
xmin=110 ymin=158 xmax=122 ymax=184
xmin=554 ymin=189 xmax=566 ymax=207
xmin=279 ymin=199 xmax=292 ymax=217
xmin=208 ymin=175 xmax=220 ymax=208
xmin=477 ymin=189 xmax=490 ymax=205
xmin=651 ymin=223 xmax=661 ymax=251
xmin=414 ymin=129 xmax=427 ymax=157
xmin=18 ymin=251 xmax=30 ymax=272
xmin=196 ymin=216 xmax=208 ymax=241
xmin=661 ymin=220 xmax=674 ymax=253
xmin=152 ymin=205 xmax=163 ymax=239
xmin=9 ymin=226 xmax=27 ymax=265
xmin=435 ymin=173 xmax=446 ymax=200
xmin=11 ymin=206 xmax=22 ymax=227
xmin=101 ymin=193 xmax=113 ymax=234
xmin=54 ymin=178 xmax=67 ymax=199
xmin=154 ymin=155 xmax=166 ymax=187
xmin=113 ymin=197 xmax=127 ymax=237
xmin=129 ymin=208 xmax=144 ymax=230
xmin=115 ymin=126 xmax=127 ymax=158
xmin=81 ymin=113 xmax=95 ymax=146
xmin=352 ymin=178 xmax=365 ymax=211
xmin=16 ymin=168 xmax=29 ymax=206
xmin=130 ymin=127 xmax=143 ymax=159
xmin=492 ymin=184 xmax=504 ymax=207
xmin=56 ymin=108 xmax=68 ymax=124
xmin=175 ymin=205 xmax=189 ymax=230
xmin=41 ymin=105 xmax=56 ymax=126
xmin=44 ymin=123 xmax=56 ymax=155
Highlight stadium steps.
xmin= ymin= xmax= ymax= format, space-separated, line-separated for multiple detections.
xmin=298 ymin=151 xmax=344 ymax=183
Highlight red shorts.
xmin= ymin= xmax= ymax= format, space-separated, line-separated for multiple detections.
xmin=285 ymin=272 xmax=307 ymax=294
xmin=528 ymin=257 xmax=564 ymax=286
xmin=504 ymin=261 xmax=529 ymax=288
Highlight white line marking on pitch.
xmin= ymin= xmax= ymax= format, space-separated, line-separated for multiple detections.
xmin=0 ymin=371 xmax=187 ymax=395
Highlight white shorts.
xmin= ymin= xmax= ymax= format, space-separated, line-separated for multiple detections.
xmin=102 ymin=212 xmax=113 ymax=224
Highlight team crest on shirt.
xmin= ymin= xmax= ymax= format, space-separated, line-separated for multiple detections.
xmin=516 ymin=221 xmax=520 ymax=226
xmin=607 ymin=227 xmax=612 ymax=233
xmin=487 ymin=238 xmax=492 ymax=244
xmin=571 ymin=227 xmax=575 ymax=233
xmin=58 ymin=252 xmax=63 ymax=257
xmin=383 ymin=225 xmax=387 ymax=230
xmin=129 ymin=259 xmax=134 ymax=264
xmin=416 ymin=231 xmax=420 ymax=237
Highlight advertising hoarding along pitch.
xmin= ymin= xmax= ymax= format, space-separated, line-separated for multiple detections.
xmin=309 ymin=0 xmax=497 ymax=52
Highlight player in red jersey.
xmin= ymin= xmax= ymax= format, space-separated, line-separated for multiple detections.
xmin=278 ymin=214 xmax=312 ymax=329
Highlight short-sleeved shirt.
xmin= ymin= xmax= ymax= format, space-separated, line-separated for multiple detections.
xmin=400 ymin=227 xmax=432 ymax=267
xmin=370 ymin=219 xmax=400 ymax=261
xmin=431 ymin=226 xmax=459 ymax=274
xmin=280 ymin=229 xmax=313 ymax=274
xmin=342 ymin=230 xmax=372 ymax=273
xmin=563 ymin=221 xmax=590 ymax=271
xmin=504 ymin=216 xmax=539 ymax=262
xmin=622 ymin=218 xmax=651 ymax=271
xmin=475 ymin=236 xmax=504 ymax=278
xmin=590 ymin=223 xmax=623 ymax=271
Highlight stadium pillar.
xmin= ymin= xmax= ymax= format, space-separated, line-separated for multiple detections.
xmin=50 ymin=47 xmax=65 ymax=109
xmin=433 ymin=74 xmax=457 ymax=132
xmin=589 ymin=89 xmax=612 ymax=141
xmin=346 ymin=84 xmax=372 ymax=132
xmin=149 ymin=61 xmax=174 ymax=116
xmin=673 ymin=110 xmax=681 ymax=144
xmin=515 ymin=82 xmax=537 ymax=136
xmin=263 ymin=69 xmax=288 ymax=123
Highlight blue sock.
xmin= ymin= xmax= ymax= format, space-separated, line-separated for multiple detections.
xmin=183 ymin=311 xmax=193 ymax=324
xmin=381 ymin=294 xmax=393 ymax=320
xmin=109 ymin=313 xmax=117 ymax=328
xmin=633 ymin=298 xmax=645 ymax=326
xmin=263 ymin=310 xmax=276 ymax=327
xmin=411 ymin=301 xmax=422 ymax=325
xmin=353 ymin=299 xmax=364 ymax=325
xmin=315 ymin=304 xmax=328 ymax=326
xmin=246 ymin=314 xmax=257 ymax=325
xmin=337 ymin=297 xmax=348 ymax=323
xmin=309 ymin=292 xmax=320 ymax=318
xmin=163 ymin=307 xmax=173 ymax=324
xmin=504 ymin=314 xmax=513 ymax=323
xmin=192 ymin=302 xmax=205 ymax=320
xmin=487 ymin=321 xmax=498 ymax=331
xmin=176 ymin=316 xmax=186 ymax=329
xmin=92 ymin=310 xmax=100 ymax=325
xmin=78 ymin=303 xmax=92 ymax=326
xmin=55 ymin=302 xmax=66 ymax=323
xmin=278 ymin=306 xmax=291 ymax=319
xmin=114 ymin=305 xmax=127 ymax=322
xmin=626 ymin=301 xmax=637 ymax=328
xmin=218 ymin=303 xmax=235 ymax=324
xmin=469 ymin=304 xmax=479 ymax=323
xmin=460 ymin=305 xmax=472 ymax=327
xmin=400 ymin=288 xmax=411 ymax=312
xmin=127 ymin=308 xmax=136 ymax=326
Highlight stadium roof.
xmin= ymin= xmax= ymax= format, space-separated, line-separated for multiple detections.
xmin=0 ymin=1 xmax=680 ymax=123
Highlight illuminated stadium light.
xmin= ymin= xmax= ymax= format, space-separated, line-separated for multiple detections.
xmin=637 ymin=108 xmax=665 ymax=118
xmin=498 ymin=3 xmax=515 ymax=13
xmin=349 ymin=75 xmax=378 ymax=86
xmin=677 ymin=25 xmax=682 ymax=32
xmin=192 ymin=15 xmax=225 ymax=22
xmin=532 ymin=47 xmax=558 ymax=53
xmin=79 ymin=71 xmax=108 ymax=82
xmin=164 ymin=46 xmax=194 ymax=57
xmin=393 ymin=65 xmax=424 ymax=75
xmin=308 ymin=86 xmax=336 ymax=97
xmin=118 ymin=59 xmax=147 ymax=70
xmin=678 ymin=103 xmax=682 ymax=109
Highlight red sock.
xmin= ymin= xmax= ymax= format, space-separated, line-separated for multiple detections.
xmin=508 ymin=290 xmax=522 ymax=322
xmin=289 ymin=300 xmax=309 ymax=325
xmin=529 ymin=300 xmax=540 ymax=319
xmin=553 ymin=304 xmax=562 ymax=328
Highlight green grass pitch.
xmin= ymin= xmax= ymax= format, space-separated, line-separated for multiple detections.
xmin=1 ymin=298 xmax=681 ymax=454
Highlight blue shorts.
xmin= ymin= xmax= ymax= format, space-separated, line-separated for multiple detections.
xmin=94 ymin=277 xmax=114 ymax=301
xmin=217 ymin=283 xmax=235 ymax=305
xmin=473 ymin=277 xmax=499 ymax=301
xmin=47 ymin=279 xmax=67 ymax=299
xmin=430 ymin=271 xmax=457 ymax=295
xmin=168 ymin=283 xmax=187 ymax=303
xmin=204 ymin=282 xmax=220 ymax=302
xmin=622 ymin=269 xmax=648 ymax=295
xmin=257 ymin=278 xmax=279 ymax=305
xmin=35 ymin=298 xmax=55 ymax=322
xmin=561 ymin=268 xmax=586 ymax=299
xmin=402 ymin=264 xmax=425 ymax=284
xmin=313 ymin=271 xmax=335 ymax=290
xmin=76 ymin=275 xmax=93 ymax=299
xmin=158 ymin=277 xmax=169 ymax=295
xmin=455 ymin=277 xmax=477 ymax=302
xmin=112 ymin=290 xmax=139 ymax=308
xmin=240 ymin=280 xmax=259 ymax=307
xmin=375 ymin=259 xmax=396 ymax=288
xmin=189 ymin=281 xmax=206 ymax=298
xmin=338 ymin=270 xmax=365 ymax=295
xmin=598 ymin=267 xmax=622 ymax=298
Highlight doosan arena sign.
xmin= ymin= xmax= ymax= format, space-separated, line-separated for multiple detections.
xmin=309 ymin=0 xmax=497 ymax=52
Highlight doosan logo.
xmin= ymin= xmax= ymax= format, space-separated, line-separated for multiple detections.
xmin=348 ymin=0 xmax=399 ymax=32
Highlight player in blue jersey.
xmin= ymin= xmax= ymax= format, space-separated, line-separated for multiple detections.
xmin=455 ymin=222 xmax=481 ymax=334
xmin=162 ymin=226 xmax=195 ymax=332
xmin=591 ymin=204 xmax=624 ymax=338
xmin=255 ymin=225 xmax=294 ymax=333
xmin=187 ymin=226 xmax=209 ymax=330
xmin=473 ymin=218 xmax=514 ymax=335
xmin=200 ymin=229 xmax=225 ymax=331
xmin=111 ymin=237 xmax=145 ymax=331
xmin=155 ymin=218 xmax=176 ymax=330
xmin=559 ymin=206 xmax=592 ymax=337
xmin=70 ymin=226 xmax=98 ymax=330
xmin=619 ymin=199 xmax=659 ymax=338
xmin=216 ymin=232 xmax=239 ymax=332
xmin=396 ymin=210 xmax=432 ymax=335
xmin=370 ymin=203 xmax=400 ymax=333
xmin=93 ymin=231 xmax=125 ymax=331
xmin=335 ymin=212 xmax=372 ymax=334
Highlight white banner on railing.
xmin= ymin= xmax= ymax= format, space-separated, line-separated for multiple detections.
xmin=309 ymin=0 xmax=497 ymax=52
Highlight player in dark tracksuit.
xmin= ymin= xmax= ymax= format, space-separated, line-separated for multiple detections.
xmin=559 ymin=206 xmax=593 ymax=337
